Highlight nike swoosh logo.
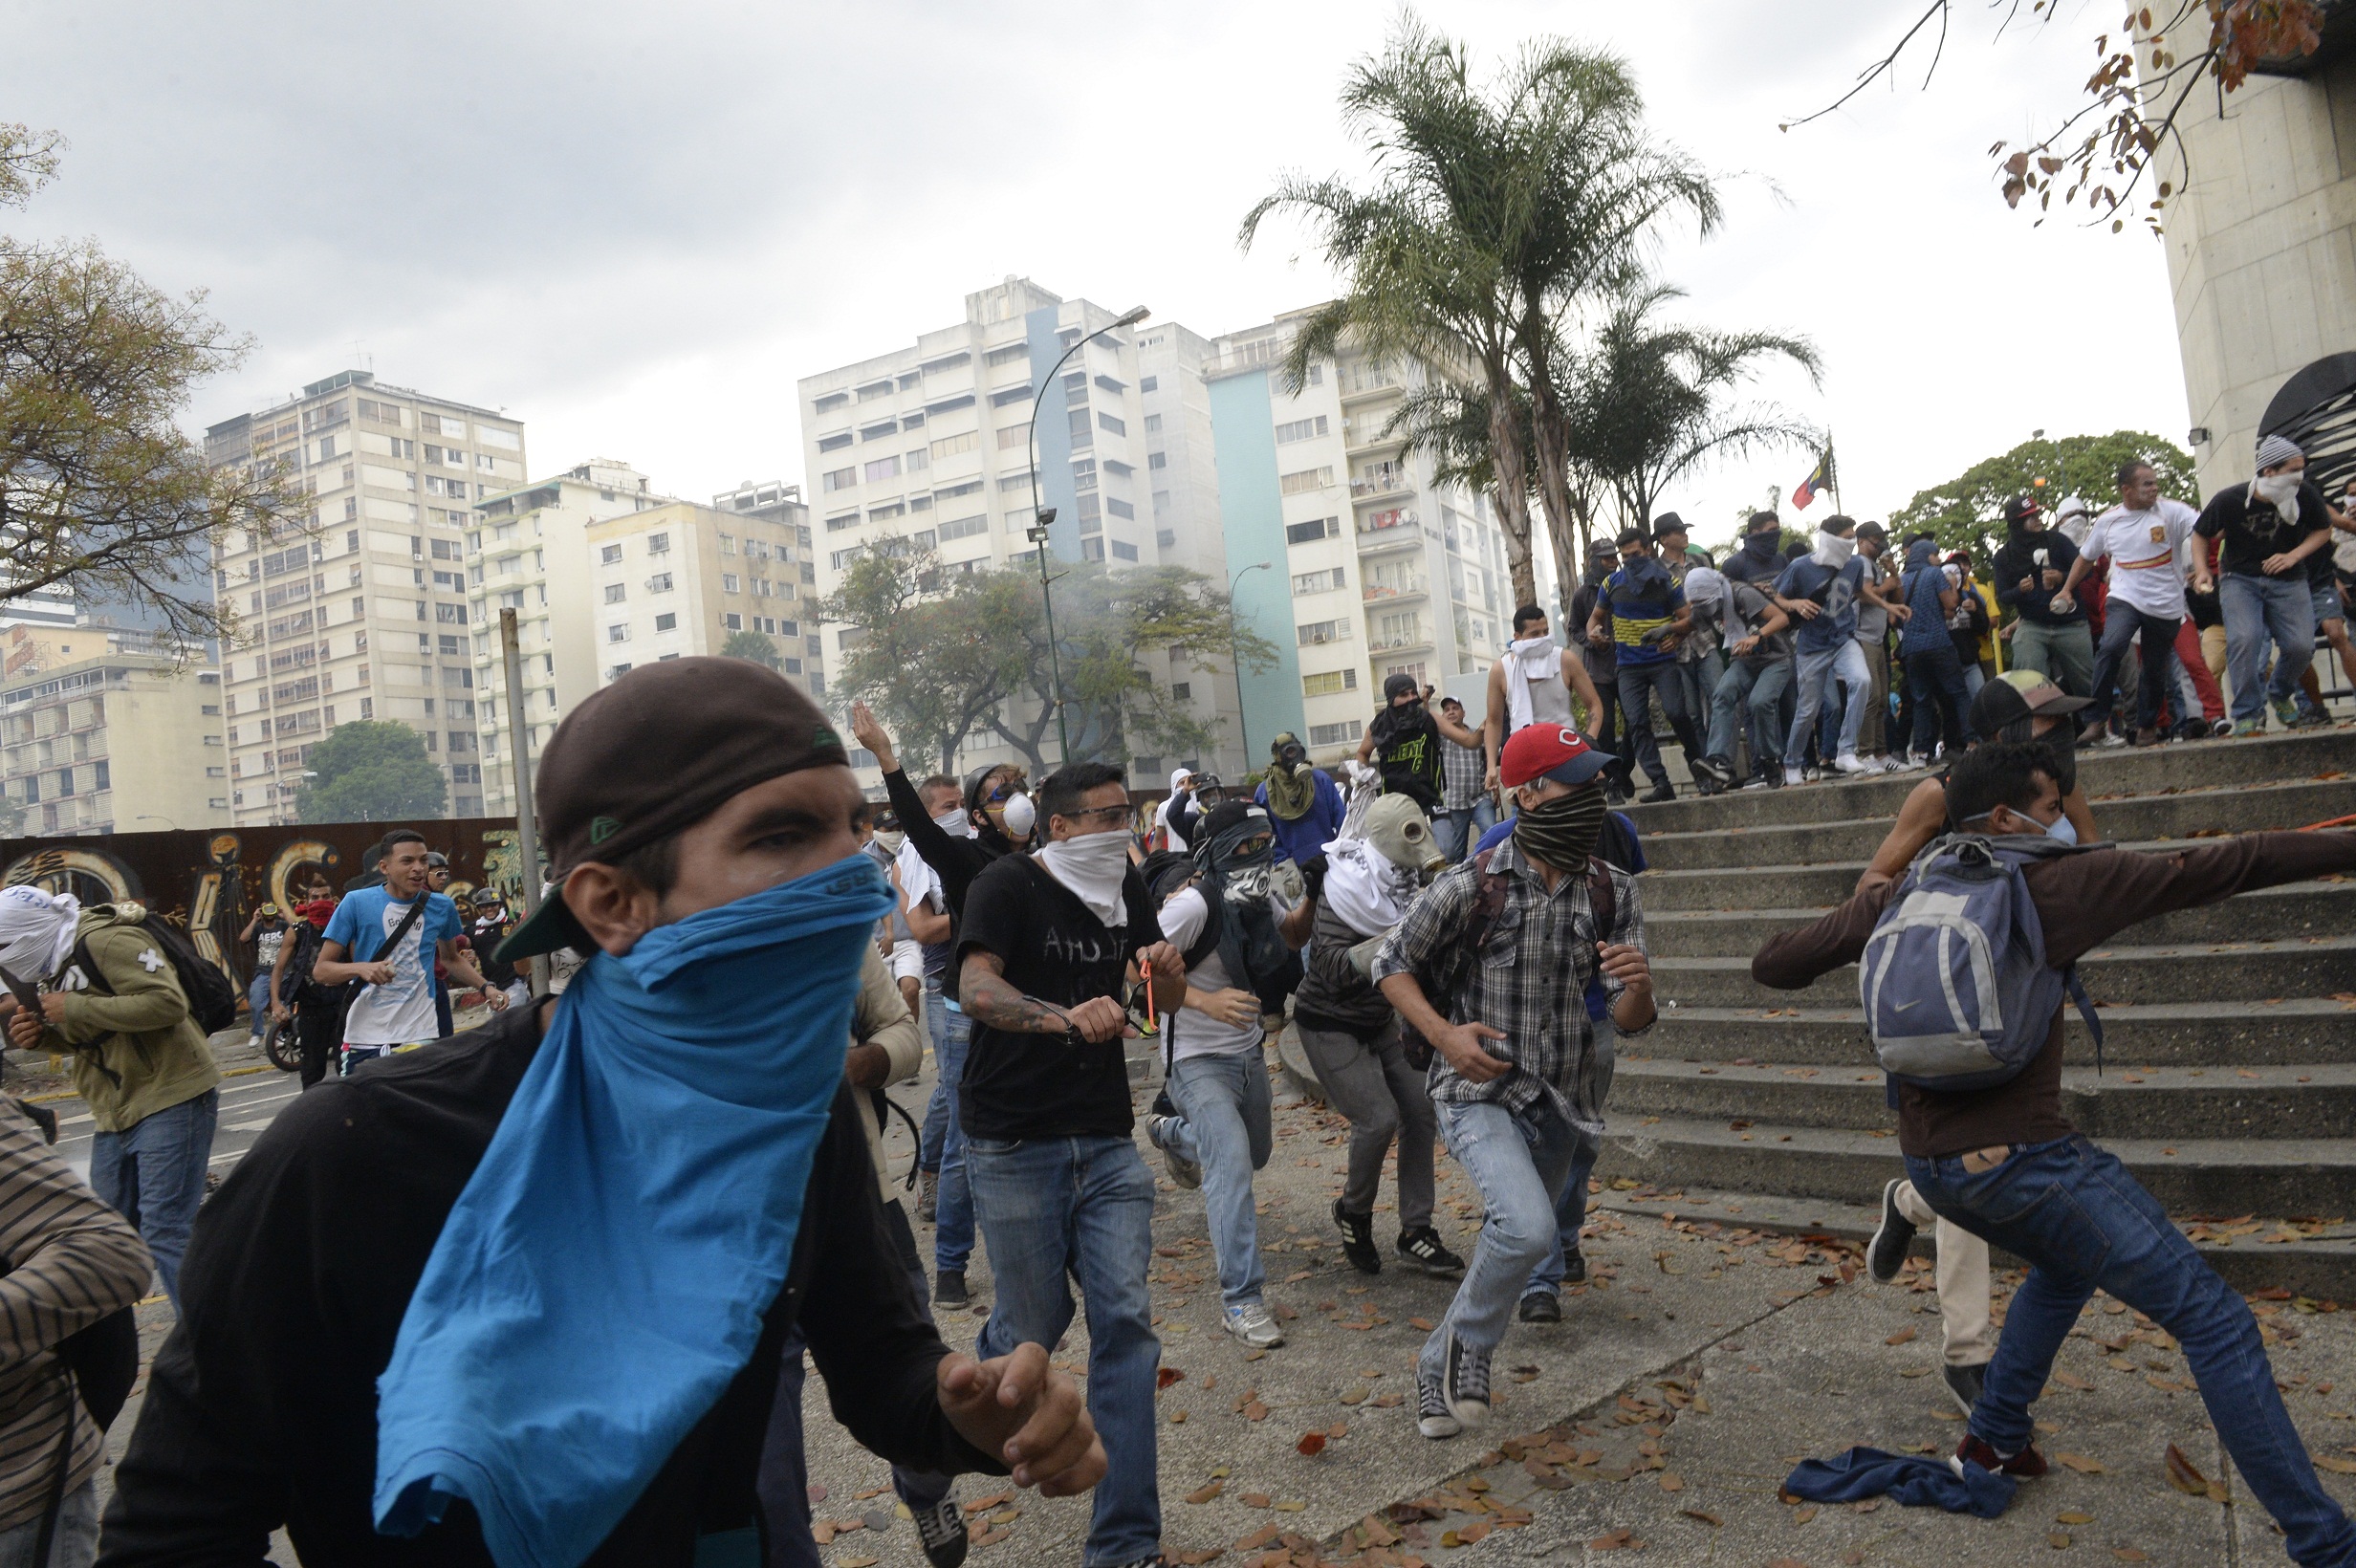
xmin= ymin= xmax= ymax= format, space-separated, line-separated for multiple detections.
xmin=1891 ymin=999 xmax=1922 ymax=1013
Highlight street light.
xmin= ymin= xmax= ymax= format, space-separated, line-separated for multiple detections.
xmin=134 ymin=814 xmax=177 ymax=831
xmin=1227 ymin=560 xmax=1274 ymax=770
xmin=1026 ymin=304 xmax=1151 ymax=764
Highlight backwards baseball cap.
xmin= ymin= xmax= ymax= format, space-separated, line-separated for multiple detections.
xmin=2003 ymin=494 xmax=2044 ymax=525
xmin=1499 ymin=725 xmax=1617 ymax=790
xmin=1969 ymin=667 xmax=2091 ymax=741
xmin=497 ymin=657 xmax=850 ymax=962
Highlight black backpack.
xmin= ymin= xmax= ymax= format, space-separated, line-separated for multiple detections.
xmin=71 ymin=910 xmax=240 ymax=1035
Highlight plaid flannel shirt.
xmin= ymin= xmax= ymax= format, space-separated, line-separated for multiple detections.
xmin=1440 ymin=733 xmax=1487 ymax=813
xmin=1370 ymin=833 xmax=1647 ymax=1120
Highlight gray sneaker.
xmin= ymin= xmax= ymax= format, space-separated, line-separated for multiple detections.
xmin=1223 ymin=1300 xmax=1285 ymax=1349
xmin=1416 ymin=1367 xmax=1461 ymax=1439
xmin=1440 ymin=1326 xmax=1491 ymax=1429
xmin=1146 ymin=1113 xmax=1201 ymax=1189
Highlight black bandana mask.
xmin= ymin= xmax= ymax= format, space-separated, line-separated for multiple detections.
xmin=1513 ymin=783 xmax=1608 ymax=872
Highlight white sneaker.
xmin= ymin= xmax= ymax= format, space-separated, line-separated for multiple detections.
xmin=1223 ymin=1300 xmax=1285 ymax=1349
xmin=1782 ymin=763 xmax=1805 ymax=787
xmin=1146 ymin=1114 xmax=1201 ymax=1189
xmin=1832 ymin=752 xmax=1870 ymax=775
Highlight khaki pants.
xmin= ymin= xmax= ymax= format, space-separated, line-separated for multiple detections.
xmin=1894 ymin=1179 xmax=1993 ymax=1365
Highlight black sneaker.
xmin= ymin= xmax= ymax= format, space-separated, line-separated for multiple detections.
xmin=933 ymin=1269 xmax=970 ymax=1309
xmin=1692 ymin=773 xmax=1724 ymax=796
xmin=1441 ymin=1327 xmax=1491 ymax=1428
xmin=1694 ymin=753 xmax=1738 ymax=786
xmin=1638 ymin=782 xmax=1677 ymax=804
xmin=1333 ymin=1199 xmax=1381 ymax=1274
xmin=911 ymin=1492 xmax=969 ymax=1568
xmin=1867 ymin=1177 xmax=1916 ymax=1284
xmin=1561 ymin=1249 xmax=1586 ymax=1285
xmin=1416 ymin=1367 xmax=1461 ymax=1439
xmin=1943 ymin=1361 xmax=1987 ymax=1417
xmin=1397 ymin=1227 xmax=1466 ymax=1277
xmin=1517 ymin=1290 xmax=1561 ymax=1323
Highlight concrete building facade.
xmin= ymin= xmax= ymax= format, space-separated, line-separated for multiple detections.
xmin=204 ymin=370 xmax=527 ymax=824
xmin=582 ymin=496 xmax=817 ymax=688
xmin=1 ymin=627 xmax=228 ymax=838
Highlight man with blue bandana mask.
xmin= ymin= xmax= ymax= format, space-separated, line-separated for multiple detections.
xmin=98 ymin=658 xmax=1104 ymax=1568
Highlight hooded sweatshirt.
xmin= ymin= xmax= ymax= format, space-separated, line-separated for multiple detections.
xmin=1991 ymin=524 xmax=2085 ymax=626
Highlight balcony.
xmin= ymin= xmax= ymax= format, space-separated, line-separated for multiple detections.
xmin=1350 ymin=473 xmax=1412 ymax=501
xmin=1362 ymin=579 xmax=1428 ymax=603
xmin=1342 ymin=419 xmax=1407 ymax=455
xmin=1368 ymin=631 xmax=1432 ymax=654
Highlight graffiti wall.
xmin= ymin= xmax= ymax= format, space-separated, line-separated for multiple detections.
xmin=0 ymin=818 xmax=527 ymax=987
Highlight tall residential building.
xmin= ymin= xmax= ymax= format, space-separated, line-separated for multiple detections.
xmin=1204 ymin=310 xmax=1514 ymax=768
xmin=581 ymin=495 xmax=819 ymax=690
xmin=1 ymin=626 xmax=228 ymax=838
xmin=709 ymin=479 xmax=822 ymax=691
xmin=797 ymin=278 xmax=1246 ymax=789
xmin=0 ymin=561 xmax=74 ymax=633
xmin=204 ymin=370 xmax=527 ymax=824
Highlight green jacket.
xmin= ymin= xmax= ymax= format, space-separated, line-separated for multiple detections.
xmin=34 ymin=904 xmax=221 ymax=1135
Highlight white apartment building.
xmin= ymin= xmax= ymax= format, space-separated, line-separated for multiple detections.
xmin=204 ymin=371 xmax=527 ymax=823
xmin=710 ymin=480 xmax=823 ymax=691
xmin=1203 ymin=311 xmax=1514 ymax=768
xmin=1 ymin=626 xmax=228 ymax=838
xmin=797 ymin=278 xmax=1246 ymax=789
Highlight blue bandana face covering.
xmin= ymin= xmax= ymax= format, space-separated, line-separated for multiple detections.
xmin=372 ymin=853 xmax=897 ymax=1568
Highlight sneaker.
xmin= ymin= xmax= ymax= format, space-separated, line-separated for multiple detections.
xmin=911 ymin=1492 xmax=970 ymax=1568
xmin=1694 ymin=753 xmax=1738 ymax=786
xmin=1802 ymin=762 xmax=1823 ymax=783
xmin=2212 ymin=716 xmax=2236 ymax=737
xmin=1877 ymin=754 xmax=1906 ymax=773
xmin=2172 ymin=719 xmax=2210 ymax=743
xmin=1638 ymin=782 xmax=1677 ymax=804
xmin=933 ymin=1269 xmax=970 ymax=1309
xmin=1866 ymin=1177 xmax=1915 ymax=1284
xmin=1333 ymin=1199 xmax=1381 ymax=1275
xmin=1146 ymin=1113 xmax=1201 ymax=1189
xmin=2232 ymin=718 xmax=2265 ymax=738
xmin=1517 ymin=1290 xmax=1562 ymax=1323
xmin=1782 ymin=763 xmax=1805 ymax=788
xmin=1603 ymin=782 xmax=1631 ymax=807
xmin=1561 ymin=1249 xmax=1587 ymax=1284
xmin=2294 ymin=705 xmax=2333 ymax=729
xmin=1223 ymin=1300 xmax=1285 ymax=1349
xmin=1832 ymin=752 xmax=1870 ymax=775
xmin=2131 ymin=726 xmax=2163 ymax=747
xmin=2273 ymin=695 xmax=2302 ymax=729
xmin=1952 ymin=1430 xmax=2047 ymax=1479
xmin=1440 ymin=1327 xmax=1492 ymax=1428
xmin=1397 ymin=1226 xmax=1467 ymax=1277
xmin=1943 ymin=1361 xmax=1988 ymax=1417
xmin=1416 ymin=1368 xmax=1462 ymax=1439
xmin=917 ymin=1166 xmax=940 ymax=1226
xmin=2096 ymin=727 xmax=2128 ymax=748
xmin=1692 ymin=773 xmax=1724 ymax=797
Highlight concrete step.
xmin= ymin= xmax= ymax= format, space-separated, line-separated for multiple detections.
xmin=1652 ymin=935 xmax=2356 ymax=1010
xmin=1643 ymin=881 xmax=2356 ymax=956
xmin=1596 ymin=1114 xmax=2356 ymax=1215
xmin=1646 ymin=997 xmax=2356 ymax=1066
xmin=1611 ymin=1057 xmax=2356 ymax=1140
xmin=1620 ymin=724 xmax=2356 ymax=834
xmin=1636 ymin=777 xmax=2356 ymax=872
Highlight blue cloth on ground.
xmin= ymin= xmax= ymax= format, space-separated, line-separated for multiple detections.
xmin=1782 ymin=1446 xmax=2017 ymax=1518
xmin=372 ymin=854 xmax=899 ymax=1568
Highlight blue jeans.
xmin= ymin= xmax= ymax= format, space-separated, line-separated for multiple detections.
xmin=88 ymin=1088 xmax=216 ymax=1305
xmin=967 ymin=1134 xmax=1160 ymax=1566
xmin=1433 ymin=796 xmax=1495 ymax=863
xmin=1789 ymin=639 xmax=1870 ymax=763
xmin=1903 ymin=642 xmax=1974 ymax=757
xmin=1420 ymin=1099 xmax=1580 ymax=1379
xmin=1155 ymin=1050 xmax=1274 ymax=1309
xmin=1522 ymin=1122 xmax=1602 ymax=1299
xmin=921 ymin=989 xmax=976 ymax=1274
xmin=246 ymin=969 xmax=273 ymax=1040
xmin=2222 ymin=572 xmax=2317 ymax=722
xmin=1908 ymin=1135 xmax=2356 ymax=1566
xmin=1706 ymin=657 xmax=1792 ymax=766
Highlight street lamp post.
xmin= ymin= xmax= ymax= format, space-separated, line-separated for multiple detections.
xmin=1227 ymin=560 xmax=1273 ymax=772
xmin=1026 ymin=303 xmax=1150 ymax=765
xmin=133 ymin=814 xmax=177 ymax=832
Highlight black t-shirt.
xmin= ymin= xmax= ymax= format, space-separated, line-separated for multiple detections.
xmin=2195 ymin=478 xmax=2333 ymax=577
xmin=954 ymin=855 xmax=1164 ymax=1141
xmin=1370 ymin=710 xmax=1443 ymax=810
xmin=469 ymin=916 xmax=517 ymax=987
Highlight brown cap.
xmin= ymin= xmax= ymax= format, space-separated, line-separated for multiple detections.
xmin=497 ymin=658 xmax=848 ymax=961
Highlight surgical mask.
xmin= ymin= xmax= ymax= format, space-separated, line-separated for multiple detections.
xmin=1000 ymin=792 xmax=1036 ymax=840
xmin=932 ymin=809 xmax=975 ymax=840
xmin=2042 ymin=813 xmax=2079 ymax=846
xmin=1812 ymin=530 xmax=1856 ymax=569
xmin=872 ymin=830 xmax=905 ymax=855
xmin=1036 ymin=830 xmax=1132 ymax=927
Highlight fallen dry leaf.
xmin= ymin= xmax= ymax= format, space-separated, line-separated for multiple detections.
xmin=2058 ymin=1511 xmax=2095 ymax=1524
xmin=1184 ymin=1480 xmax=1223 ymax=1505
xmin=2049 ymin=1369 xmax=2094 ymax=1391
xmin=1659 ymin=1472 xmax=1685 ymax=1492
xmin=1241 ymin=1492 xmax=1270 ymax=1508
xmin=1159 ymin=1367 xmax=1186 ymax=1390
xmin=1170 ymin=1410 xmax=1189 ymax=1424
xmin=1682 ymin=1508 xmax=1722 ymax=1526
xmin=1588 ymin=1527 xmax=1641 ymax=1551
xmin=1237 ymin=1523 xmax=1281 ymax=1549
xmin=2051 ymin=1534 xmax=2073 ymax=1550
xmin=1243 ymin=1400 xmax=1269 ymax=1422
xmin=2313 ymin=1454 xmax=2356 ymax=1475
xmin=1886 ymin=1327 xmax=1917 ymax=1345
xmin=1793 ymin=1505 xmax=1819 ymax=1523
xmin=2057 ymin=1451 xmax=2106 ymax=1474
xmin=2164 ymin=1442 xmax=2214 ymax=1497
xmin=964 ymin=1492 xmax=1013 ymax=1514
xmin=1296 ymin=1432 xmax=1327 ymax=1456
xmin=1408 ymin=1317 xmax=1434 ymax=1331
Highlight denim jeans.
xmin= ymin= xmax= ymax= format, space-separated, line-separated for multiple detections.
xmin=246 ymin=969 xmax=273 ymax=1041
xmin=1419 ymin=1099 xmax=1581 ymax=1380
xmin=1293 ymin=1018 xmax=1436 ymax=1230
xmin=0 ymin=1478 xmax=97 ymax=1568
xmin=2009 ymin=619 xmax=2096 ymax=696
xmin=88 ymin=1088 xmax=215 ymax=1305
xmin=967 ymin=1134 xmax=1161 ymax=1566
xmin=1908 ymin=1135 xmax=2356 ymax=1566
xmin=1433 ymin=796 xmax=1495 ymax=863
xmin=920 ymin=988 xmax=976 ymax=1274
xmin=1522 ymin=1122 xmax=1602 ymax=1299
xmin=2222 ymin=571 xmax=2318 ymax=722
xmin=1788 ymin=639 xmax=1870 ymax=763
xmin=1706 ymin=657 xmax=1792 ymax=766
xmin=1614 ymin=662 xmax=1704 ymax=787
xmin=2088 ymin=603 xmax=2182 ymax=732
xmin=1157 ymin=1050 xmax=1274 ymax=1309
xmin=1902 ymin=642 xmax=1974 ymax=757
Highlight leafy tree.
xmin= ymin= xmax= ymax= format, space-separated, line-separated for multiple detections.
xmin=719 ymin=628 xmax=783 ymax=670
xmin=294 ymin=721 xmax=447 ymax=824
xmin=1 ymin=123 xmax=299 ymax=643
xmin=1887 ymin=430 xmax=2198 ymax=562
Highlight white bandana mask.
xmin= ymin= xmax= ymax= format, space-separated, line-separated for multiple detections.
xmin=1036 ymin=831 xmax=1132 ymax=928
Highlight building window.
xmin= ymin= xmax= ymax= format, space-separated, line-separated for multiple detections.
xmin=600 ymin=544 xmax=623 ymax=564
xmin=648 ymin=573 xmax=673 ymax=593
xmin=1279 ymin=467 xmax=1335 ymax=496
xmin=608 ymin=664 xmax=633 ymax=681
xmin=1308 ymin=718 xmax=1362 ymax=747
xmin=654 ymin=612 xmax=677 ymax=632
xmin=605 ymin=583 xmax=626 ymax=603
xmin=645 ymin=533 xmax=669 ymax=554
xmin=723 ymin=612 xmax=743 ymax=631
xmin=1157 ymin=529 xmax=1176 ymax=548
xmin=818 ymin=432 xmax=852 ymax=452
xmin=862 ymin=455 xmax=900 ymax=484
xmin=1274 ymin=415 xmax=1330 ymax=444
xmin=1301 ymin=669 xmax=1360 ymax=697
xmin=1080 ymin=537 xmax=1105 ymax=561
xmin=1106 ymin=497 xmax=1134 ymax=520
xmin=1148 ymin=451 xmax=1167 ymax=469
xmin=1110 ymin=540 xmax=1139 ymax=561
xmin=821 ymin=467 xmax=857 ymax=493
xmin=723 ymin=573 xmax=741 ymax=593
xmin=1297 ymin=619 xmax=1350 ymax=646
xmin=1171 ymin=682 xmax=1191 ymax=701
xmin=929 ymin=430 xmax=978 ymax=463
xmin=607 ymin=624 xmax=629 ymax=643
xmin=1097 ymin=412 xmax=1125 ymax=437
xmin=434 ymin=602 xmax=467 ymax=623
xmin=1285 ymin=517 xmax=1337 ymax=545
xmin=1293 ymin=567 xmax=1346 ymax=594
xmin=995 ymin=425 xmax=1028 ymax=450
xmin=938 ymin=514 xmax=988 ymax=542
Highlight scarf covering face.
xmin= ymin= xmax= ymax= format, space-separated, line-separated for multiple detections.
xmin=1036 ymin=830 xmax=1134 ymax=928
xmin=0 ymin=886 xmax=79 ymax=983
xmin=1513 ymin=782 xmax=1608 ymax=873
xmin=294 ymin=897 xmax=337 ymax=930
xmin=1319 ymin=837 xmax=1421 ymax=939
xmin=372 ymin=854 xmax=897 ymax=1568
xmin=1366 ymin=674 xmax=1429 ymax=752
xmin=1260 ymin=733 xmax=1317 ymax=822
xmin=1811 ymin=529 xmax=1856 ymax=569
xmin=2251 ymin=471 xmax=2303 ymax=529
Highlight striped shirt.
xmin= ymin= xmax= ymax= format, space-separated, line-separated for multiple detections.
xmin=1603 ymin=559 xmax=1684 ymax=667
xmin=0 ymin=1104 xmax=152 ymax=1531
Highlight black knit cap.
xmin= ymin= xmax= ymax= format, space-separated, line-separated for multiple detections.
xmin=497 ymin=657 xmax=848 ymax=961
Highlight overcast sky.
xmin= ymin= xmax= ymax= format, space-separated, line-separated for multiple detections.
xmin=2 ymin=0 xmax=2192 ymax=553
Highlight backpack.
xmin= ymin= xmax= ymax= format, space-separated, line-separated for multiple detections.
xmin=71 ymin=909 xmax=240 ymax=1035
xmin=1860 ymin=833 xmax=2105 ymax=1091
xmin=1398 ymin=848 xmax=1618 ymax=1072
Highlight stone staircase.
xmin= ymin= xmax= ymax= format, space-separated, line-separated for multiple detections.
xmin=1600 ymin=725 xmax=2356 ymax=1296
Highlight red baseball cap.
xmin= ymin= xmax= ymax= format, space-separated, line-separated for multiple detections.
xmin=1499 ymin=726 xmax=1616 ymax=790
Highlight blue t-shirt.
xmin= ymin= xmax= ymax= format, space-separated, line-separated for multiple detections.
xmin=1602 ymin=559 xmax=1685 ymax=667
xmin=1774 ymin=556 xmax=1865 ymax=656
xmin=323 ymin=887 xmax=463 ymax=1046
xmin=1898 ymin=561 xmax=1955 ymax=655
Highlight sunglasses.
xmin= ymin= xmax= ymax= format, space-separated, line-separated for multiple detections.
xmin=1060 ymin=804 xmax=1131 ymax=828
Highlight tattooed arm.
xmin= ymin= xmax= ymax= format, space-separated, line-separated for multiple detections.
xmin=959 ymin=951 xmax=1130 ymax=1043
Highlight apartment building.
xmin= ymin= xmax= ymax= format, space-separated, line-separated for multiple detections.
xmin=582 ymin=495 xmax=818 ymax=690
xmin=1204 ymin=312 xmax=1514 ymax=768
xmin=710 ymin=479 xmax=822 ymax=692
xmin=204 ymin=370 xmax=527 ymax=824
xmin=797 ymin=277 xmax=1246 ymax=788
xmin=0 ymin=557 xmax=74 ymax=633
xmin=0 ymin=626 xmax=228 ymax=838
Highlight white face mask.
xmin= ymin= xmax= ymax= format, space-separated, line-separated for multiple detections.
xmin=872 ymin=830 xmax=905 ymax=855
xmin=932 ymin=808 xmax=975 ymax=840
xmin=1036 ymin=829 xmax=1131 ymax=927
xmin=2253 ymin=470 xmax=2303 ymax=515
xmin=1812 ymin=530 xmax=1856 ymax=569
xmin=1000 ymin=792 xmax=1036 ymax=840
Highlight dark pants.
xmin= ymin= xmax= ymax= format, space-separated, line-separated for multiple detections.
xmin=1614 ymin=662 xmax=1704 ymax=787
xmin=1584 ymin=658 xmax=1633 ymax=790
xmin=294 ymin=1003 xmax=340 ymax=1089
xmin=1903 ymin=643 xmax=1973 ymax=758
xmin=2088 ymin=604 xmax=2182 ymax=733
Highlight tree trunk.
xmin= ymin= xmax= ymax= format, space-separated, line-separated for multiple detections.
xmin=1482 ymin=357 xmax=1538 ymax=610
